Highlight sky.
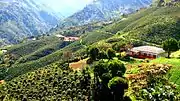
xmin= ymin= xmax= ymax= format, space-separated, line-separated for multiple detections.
xmin=39 ymin=0 xmax=93 ymax=17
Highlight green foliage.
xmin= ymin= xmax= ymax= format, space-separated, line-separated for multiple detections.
xmin=0 ymin=67 xmax=7 ymax=80
xmin=1 ymin=50 xmax=64 ymax=81
xmin=89 ymin=47 xmax=99 ymax=60
xmin=126 ymin=67 xmax=140 ymax=74
xmin=81 ymin=30 xmax=113 ymax=45
xmin=1 ymin=5 xmax=180 ymax=101
xmin=162 ymin=38 xmax=179 ymax=58
xmin=92 ymin=60 xmax=128 ymax=101
xmin=104 ymin=8 xmax=158 ymax=34
xmin=91 ymin=41 xmax=112 ymax=51
xmin=16 ymin=41 xmax=70 ymax=64
xmin=127 ymin=62 xmax=178 ymax=100
xmin=105 ymin=7 xmax=180 ymax=44
xmin=0 ymin=22 xmax=113 ymax=80
xmin=7 ymin=37 xmax=61 ymax=59
xmin=106 ymin=48 xmax=116 ymax=59
xmin=151 ymin=58 xmax=180 ymax=89
xmin=108 ymin=77 xmax=128 ymax=100
xmin=108 ymin=77 xmax=128 ymax=89
xmin=108 ymin=60 xmax=126 ymax=77
xmin=113 ymin=43 xmax=125 ymax=52
xmin=124 ymin=15 xmax=180 ymax=44
xmin=140 ymin=77 xmax=180 ymax=101
xmin=0 ymin=63 xmax=91 ymax=101
xmin=0 ymin=54 xmax=16 ymax=68
xmin=171 ymin=50 xmax=180 ymax=58
xmin=98 ymin=50 xmax=108 ymax=59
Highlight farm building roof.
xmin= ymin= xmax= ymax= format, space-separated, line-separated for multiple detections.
xmin=64 ymin=37 xmax=80 ymax=42
xmin=130 ymin=46 xmax=165 ymax=54
xmin=55 ymin=34 xmax=65 ymax=38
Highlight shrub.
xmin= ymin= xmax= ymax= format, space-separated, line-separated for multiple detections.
xmin=106 ymin=48 xmax=116 ymax=60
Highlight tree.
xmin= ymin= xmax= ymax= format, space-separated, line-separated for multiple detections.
xmin=92 ymin=60 xmax=128 ymax=101
xmin=106 ymin=48 xmax=116 ymax=60
xmin=108 ymin=77 xmax=128 ymax=101
xmin=63 ymin=51 xmax=72 ymax=64
xmin=98 ymin=51 xmax=108 ymax=59
xmin=162 ymin=38 xmax=179 ymax=58
xmin=89 ymin=47 xmax=99 ymax=60
xmin=108 ymin=60 xmax=126 ymax=77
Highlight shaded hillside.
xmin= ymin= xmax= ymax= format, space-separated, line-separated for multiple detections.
xmin=0 ymin=0 xmax=61 ymax=46
xmin=121 ymin=7 xmax=180 ymax=44
xmin=49 ymin=21 xmax=112 ymax=37
xmin=1 ymin=6 xmax=180 ymax=82
xmin=0 ymin=3 xmax=180 ymax=101
xmin=104 ymin=7 xmax=180 ymax=44
xmin=0 ymin=29 xmax=113 ymax=80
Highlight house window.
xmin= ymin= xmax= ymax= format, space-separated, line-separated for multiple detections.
xmin=144 ymin=53 xmax=147 ymax=56
xmin=153 ymin=55 xmax=156 ymax=58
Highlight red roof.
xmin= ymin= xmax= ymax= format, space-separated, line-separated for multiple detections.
xmin=64 ymin=37 xmax=80 ymax=41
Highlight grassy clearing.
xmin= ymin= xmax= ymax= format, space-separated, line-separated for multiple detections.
xmin=0 ymin=51 xmax=3 ymax=55
xmin=151 ymin=57 xmax=180 ymax=89
xmin=171 ymin=50 xmax=180 ymax=58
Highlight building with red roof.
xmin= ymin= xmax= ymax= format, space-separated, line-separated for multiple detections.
xmin=127 ymin=46 xmax=167 ymax=59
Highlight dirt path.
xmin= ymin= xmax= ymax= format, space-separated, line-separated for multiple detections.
xmin=69 ymin=58 xmax=88 ymax=70
xmin=0 ymin=80 xmax=5 ymax=84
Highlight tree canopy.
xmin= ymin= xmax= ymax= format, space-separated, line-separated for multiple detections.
xmin=162 ymin=38 xmax=179 ymax=58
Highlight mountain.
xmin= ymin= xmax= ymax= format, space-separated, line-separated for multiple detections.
xmin=0 ymin=5 xmax=180 ymax=101
xmin=57 ymin=0 xmax=152 ymax=27
xmin=0 ymin=0 xmax=62 ymax=46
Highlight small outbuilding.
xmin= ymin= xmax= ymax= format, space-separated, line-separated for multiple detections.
xmin=64 ymin=37 xmax=80 ymax=42
xmin=55 ymin=34 xmax=80 ymax=42
xmin=55 ymin=34 xmax=65 ymax=40
xmin=127 ymin=46 xmax=167 ymax=59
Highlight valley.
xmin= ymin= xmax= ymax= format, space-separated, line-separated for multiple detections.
xmin=0 ymin=0 xmax=180 ymax=101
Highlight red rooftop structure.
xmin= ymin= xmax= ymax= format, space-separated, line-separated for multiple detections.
xmin=127 ymin=46 xmax=167 ymax=59
xmin=55 ymin=34 xmax=80 ymax=42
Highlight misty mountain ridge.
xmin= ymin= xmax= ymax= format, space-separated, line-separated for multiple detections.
xmin=57 ymin=0 xmax=152 ymax=28
xmin=0 ymin=0 xmax=62 ymax=46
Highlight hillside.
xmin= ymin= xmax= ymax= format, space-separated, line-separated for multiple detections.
xmin=104 ymin=7 xmax=180 ymax=44
xmin=0 ymin=0 xmax=61 ymax=46
xmin=0 ymin=5 xmax=180 ymax=101
xmin=1 ymin=6 xmax=180 ymax=80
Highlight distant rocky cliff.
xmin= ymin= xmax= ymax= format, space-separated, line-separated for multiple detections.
xmin=58 ymin=0 xmax=152 ymax=27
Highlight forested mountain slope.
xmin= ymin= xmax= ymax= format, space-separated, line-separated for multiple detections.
xmin=104 ymin=7 xmax=180 ymax=44
xmin=1 ymin=7 xmax=180 ymax=81
xmin=0 ymin=0 xmax=61 ymax=46
xmin=0 ymin=5 xmax=180 ymax=101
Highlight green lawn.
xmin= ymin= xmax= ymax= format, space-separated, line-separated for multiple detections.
xmin=171 ymin=50 xmax=180 ymax=58
xmin=0 ymin=51 xmax=3 ymax=55
xmin=151 ymin=57 xmax=180 ymax=89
